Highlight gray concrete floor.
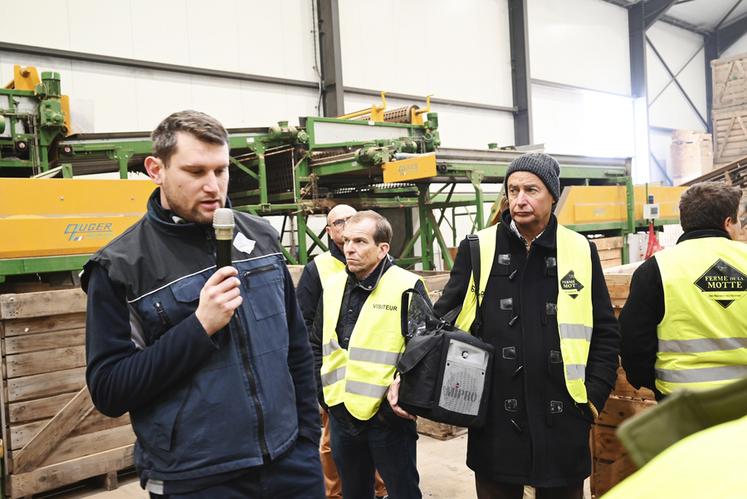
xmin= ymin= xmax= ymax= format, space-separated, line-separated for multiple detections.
xmin=53 ymin=435 xmax=590 ymax=498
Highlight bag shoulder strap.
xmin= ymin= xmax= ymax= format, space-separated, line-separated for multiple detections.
xmin=466 ymin=233 xmax=483 ymax=332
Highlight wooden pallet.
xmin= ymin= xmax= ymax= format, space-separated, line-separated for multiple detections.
xmin=416 ymin=418 xmax=466 ymax=441
xmin=0 ymin=288 xmax=135 ymax=498
xmin=712 ymin=55 xmax=747 ymax=111
xmin=712 ymin=108 xmax=747 ymax=165
xmin=591 ymin=237 xmax=624 ymax=270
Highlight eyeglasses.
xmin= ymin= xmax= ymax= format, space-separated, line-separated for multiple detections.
xmin=328 ymin=216 xmax=352 ymax=228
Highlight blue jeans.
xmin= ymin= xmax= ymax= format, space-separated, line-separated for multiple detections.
xmin=328 ymin=409 xmax=421 ymax=499
xmin=149 ymin=436 xmax=324 ymax=499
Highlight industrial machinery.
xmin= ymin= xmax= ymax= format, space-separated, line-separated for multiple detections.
xmin=1 ymin=66 xmax=71 ymax=176
xmin=0 ymin=67 xmax=684 ymax=282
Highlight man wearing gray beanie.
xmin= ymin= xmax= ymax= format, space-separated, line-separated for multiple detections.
xmin=435 ymin=153 xmax=620 ymax=499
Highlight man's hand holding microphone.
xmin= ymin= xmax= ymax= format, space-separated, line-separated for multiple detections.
xmin=195 ymin=208 xmax=241 ymax=336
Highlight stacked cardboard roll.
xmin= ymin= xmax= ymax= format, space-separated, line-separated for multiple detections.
xmin=670 ymin=130 xmax=714 ymax=185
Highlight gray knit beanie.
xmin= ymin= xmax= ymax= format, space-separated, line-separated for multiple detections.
xmin=504 ymin=153 xmax=561 ymax=201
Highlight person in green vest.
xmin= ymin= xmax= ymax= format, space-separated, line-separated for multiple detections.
xmin=620 ymin=182 xmax=747 ymax=399
xmin=434 ymin=153 xmax=620 ymax=499
xmin=310 ymin=210 xmax=430 ymax=499
xmin=297 ymin=204 xmax=390 ymax=499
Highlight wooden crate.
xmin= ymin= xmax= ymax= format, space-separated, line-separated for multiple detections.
xmin=602 ymin=262 xmax=640 ymax=317
xmin=713 ymin=107 xmax=747 ymax=165
xmin=591 ymin=237 xmax=624 ymax=270
xmin=591 ymin=394 xmax=656 ymax=497
xmin=712 ymin=54 xmax=747 ymax=111
xmin=0 ymin=289 xmax=135 ymax=498
xmin=590 ymin=265 xmax=657 ymax=496
xmin=416 ymin=417 xmax=466 ymax=440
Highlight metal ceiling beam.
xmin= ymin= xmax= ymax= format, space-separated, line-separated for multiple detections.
xmin=317 ymin=0 xmax=345 ymax=117
xmin=629 ymin=2 xmax=648 ymax=98
xmin=705 ymin=35 xmax=719 ymax=132
xmin=508 ymin=0 xmax=533 ymax=146
xmin=714 ymin=12 xmax=747 ymax=53
xmin=602 ymin=0 xmax=709 ymax=35
xmin=628 ymin=1 xmax=678 ymax=97
xmin=643 ymin=0 xmax=679 ymax=29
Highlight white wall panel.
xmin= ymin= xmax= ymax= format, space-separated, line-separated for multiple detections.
xmin=532 ymin=83 xmax=635 ymax=158
xmin=528 ymin=0 xmax=630 ymax=95
xmin=236 ymin=0 xmax=318 ymax=81
xmin=340 ymin=0 xmax=512 ymax=107
xmin=67 ymin=61 xmax=140 ymax=132
xmin=344 ymin=93 xmax=514 ymax=150
xmin=68 ymin=0 xmax=134 ymax=59
xmin=190 ymin=78 xmax=245 ymax=127
xmin=237 ymin=82 xmax=320 ymax=128
xmin=4 ymin=0 xmax=318 ymax=82
xmin=185 ymin=0 xmax=241 ymax=72
xmin=1 ymin=1 xmax=71 ymax=50
xmin=722 ymin=33 xmax=747 ymax=59
xmin=131 ymin=0 xmax=191 ymax=66
xmin=647 ymin=23 xmax=706 ymax=130
xmin=649 ymin=129 xmax=673 ymax=184
xmin=132 ymin=71 xmax=194 ymax=132
xmin=1 ymin=50 xmax=319 ymax=133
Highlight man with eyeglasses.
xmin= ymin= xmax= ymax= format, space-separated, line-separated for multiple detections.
xmin=298 ymin=205 xmax=389 ymax=499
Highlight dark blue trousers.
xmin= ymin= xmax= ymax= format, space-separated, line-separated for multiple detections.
xmin=149 ymin=437 xmax=324 ymax=499
xmin=328 ymin=410 xmax=421 ymax=499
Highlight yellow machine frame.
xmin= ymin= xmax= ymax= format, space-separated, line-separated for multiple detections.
xmin=0 ymin=178 xmax=154 ymax=259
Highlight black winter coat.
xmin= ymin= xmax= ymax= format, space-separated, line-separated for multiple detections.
xmin=434 ymin=211 xmax=620 ymax=487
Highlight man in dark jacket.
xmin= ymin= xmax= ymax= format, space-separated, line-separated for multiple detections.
xmin=83 ymin=110 xmax=323 ymax=498
xmin=434 ymin=153 xmax=619 ymax=499
xmin=620 ymin=182 xmax=747 ymax=399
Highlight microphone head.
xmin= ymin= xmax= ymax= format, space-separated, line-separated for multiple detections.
xmin=213 ymin=208 xmax=235 ymax=241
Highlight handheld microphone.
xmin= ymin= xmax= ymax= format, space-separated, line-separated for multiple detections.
xmin=213 ymin=208 xmax=235 ymax=268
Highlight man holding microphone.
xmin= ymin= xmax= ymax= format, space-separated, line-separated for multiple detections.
xmin=83 ymin=110 xmax=323 ymax=498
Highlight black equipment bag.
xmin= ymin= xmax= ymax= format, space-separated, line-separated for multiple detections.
xmin=397 ymin=235 xmax=493 ymax=428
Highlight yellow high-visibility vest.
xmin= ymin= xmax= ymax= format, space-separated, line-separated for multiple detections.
xmin=315 ymin=251 xmax=346 ymax=287
xmin=654 ymin=237 xmax=747 ymax=395
xmin=320 ymin=265 xmax=422 ymax=420
xmin=455 ymin=223 xmax=594 ymax=404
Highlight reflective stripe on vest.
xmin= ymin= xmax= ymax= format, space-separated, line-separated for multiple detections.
xmin=654 ymin=237 xmax=747 ymax=395
xmin=315 ymin=251 xmax=346 ymax=289
xmin=455 ymin=223 xmax=594 ymax=403
xmin=320 ymin=265 xmax=423 ymax=421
